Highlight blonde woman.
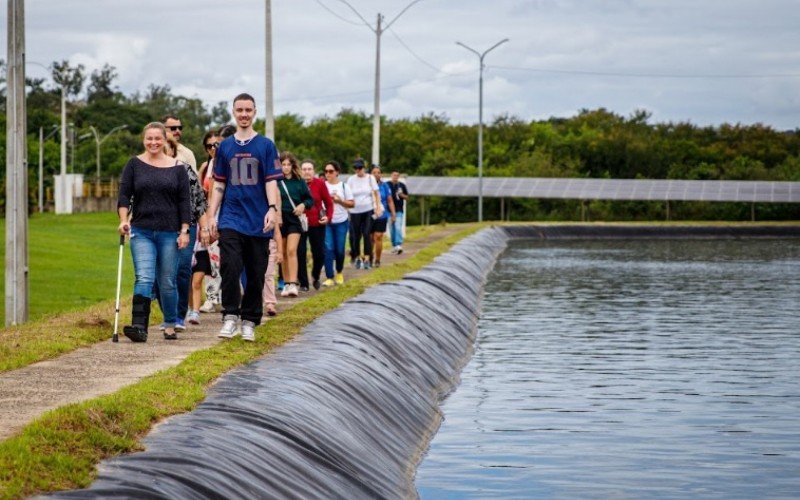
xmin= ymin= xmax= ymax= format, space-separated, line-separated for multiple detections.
xmin=117 ymin=122 xmax=190 ymax=341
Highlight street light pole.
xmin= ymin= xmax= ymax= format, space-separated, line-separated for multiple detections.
xmin=336 ymin=0 xmax=424 ymax=166
xmin=456 ymin=38 xmax=508 ymax=223
xmin=84 ymin=124 xmax=127 ymax=195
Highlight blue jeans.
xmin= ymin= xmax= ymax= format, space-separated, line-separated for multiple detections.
xmin=130 ymin=226 xmax=180 ymax=326
xmin=176 ymin=224 xmax=196 ymax=318
xmin=325 ymin=220 xmax=349 ymax=278
xmin=390 ymin=211 xmax=404 ymax=247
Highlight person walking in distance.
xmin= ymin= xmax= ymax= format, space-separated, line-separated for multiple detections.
xmin=347 ymin=157 xmax=382 ymax=269
xmin=198 ymin=131 xmax=222 ymax=313
xmin=322 ymin=160 xmax=354 ymax=286
xmin=204 ymin=93 xmax=283 ymax=342
xmin=369 ymin=164 xmax=395 ymax=268
xmin=388 ymin=169 xmax=409 ymax=254
xmin=162 ymin=114 xmax=198 ymax=173
xmin=297 ymin=159 xmax=334 ymax=290
xmin=117 ymin=122 xmax=191 ymax=342
xmin=278 ymin=152 xmax=314 ymax=297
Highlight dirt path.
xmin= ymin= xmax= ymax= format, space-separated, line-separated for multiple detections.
xmin=0 ymin=226 xmax=462 ymax=441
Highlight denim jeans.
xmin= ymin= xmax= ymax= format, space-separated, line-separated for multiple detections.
xmin=390 ymin=211 xmax=404 ymax=247
xmin=129 ymin=226 xmax=180 ymax=326
xmin=153 ymin=224 xmax=195 ymax=321
xmin=176 ymin=224 xmax=196 ymax=319
xmin=325 ymin=220 xmax=349 ymax=278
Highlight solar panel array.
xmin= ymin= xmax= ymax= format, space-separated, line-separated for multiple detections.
xmin=401 ymin=177 xmax=800 ymax=203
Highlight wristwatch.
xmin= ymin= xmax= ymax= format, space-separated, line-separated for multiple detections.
xmin=268 ymin=204 xmax=277 ymax=211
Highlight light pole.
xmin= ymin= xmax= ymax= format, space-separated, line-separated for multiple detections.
xmin=38 ymin=125 xmax=59 ymax=213
xmin=456 ymin=38 xmax=508 ymax=222
xmin=336 ymin=0 xmax=424 ymax=166
xmin=82 ymin=124 xmax=127 ymax=194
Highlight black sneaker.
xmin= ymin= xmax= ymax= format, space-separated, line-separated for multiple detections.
xmin=300 ymin=285 xmax=309 ymax=292
xmin=313 ymin=279 xmax=321 ymax=290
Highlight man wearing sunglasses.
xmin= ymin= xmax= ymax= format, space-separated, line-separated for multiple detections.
xmin=162 ymin=114 xmax=197 ymax=173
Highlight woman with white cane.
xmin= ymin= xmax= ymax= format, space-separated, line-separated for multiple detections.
xmin=117 ymin=122 xmax=191 ymax=342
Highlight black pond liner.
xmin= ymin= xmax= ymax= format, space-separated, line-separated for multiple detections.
xmin=49 ymin=227 xmax=509 ymax=499
xmin=47 ymin=224 xmax=799 ymax=499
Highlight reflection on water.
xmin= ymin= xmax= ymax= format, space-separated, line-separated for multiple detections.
xmin=416 ymin=239 xmax=800 ymax=498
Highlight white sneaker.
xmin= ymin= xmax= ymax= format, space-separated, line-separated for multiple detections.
xmin=186 ymin=310 xmax=200 ymax=325
xmin=199 ymin=300 xmax=215 ymax=313
xmin=241 ymin=320 xmax=256 ymax=342
xmin=218 ymin=315 xmax=240 ymax=338
xmin=280 ymin=284 xmax=291 ymax=297
xmin=287 ymin=283 xmax=299 ymax=297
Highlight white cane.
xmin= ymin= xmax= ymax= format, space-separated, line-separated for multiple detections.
xmin=112 ymin=234 xmax=125 ymax=343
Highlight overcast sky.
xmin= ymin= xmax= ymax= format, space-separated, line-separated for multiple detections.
xmin=3 ymin=0 xmax=800 ymax=130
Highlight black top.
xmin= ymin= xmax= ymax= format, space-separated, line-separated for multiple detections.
xmin=389 ymin=181 xmax=408 ymax=213
xmin=117 ymin=157 xmax=191 ymax=231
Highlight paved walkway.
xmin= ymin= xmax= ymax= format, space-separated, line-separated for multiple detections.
xmin=0 ymin=228 xmax=458 ymax=441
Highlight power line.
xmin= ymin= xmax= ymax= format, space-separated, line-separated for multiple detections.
xmin=488 ymin=64 xmax=800 ymax=79
xmin=278 ymin=67 xmax=476 ymax=104
xmin=312 ymin=0 xmax=363 ymax=26
xmin=387 ymin=26 xmax=442 ymax=73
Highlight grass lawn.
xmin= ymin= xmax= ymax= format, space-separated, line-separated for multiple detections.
xmin=0 ymin=212 xmax=134 ymax=325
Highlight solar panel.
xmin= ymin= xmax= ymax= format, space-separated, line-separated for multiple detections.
xmin=403 ymin=177 xmax=800 ymax=203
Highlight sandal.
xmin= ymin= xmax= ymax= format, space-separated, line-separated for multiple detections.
xmin=163 ymin=329 xmax=178 ymax=340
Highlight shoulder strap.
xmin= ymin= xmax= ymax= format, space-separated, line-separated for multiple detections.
xmin=281 ymin=180 xmax=297 ymax=209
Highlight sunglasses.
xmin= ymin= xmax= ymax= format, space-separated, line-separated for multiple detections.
xmin=204 ymin=142 xmax=219 ymax=150
xmin=324 ymin=169 xmax=336 ymax=173
xmin=167 ymin=125 xmax=183 ymax=131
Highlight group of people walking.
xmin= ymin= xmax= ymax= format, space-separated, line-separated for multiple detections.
xmin=117 ymin=92 xmax=409 ymax=343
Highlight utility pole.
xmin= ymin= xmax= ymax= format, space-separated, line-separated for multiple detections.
xmin=456 ymin=38 xmax=509 ymax=222
xmin=56 ymin=82 xmax=67 ymax=213
xmin=336 ymin=0 xmax=424 ymax=167
xmin=6 ymin=0 xmax=28 ymax=325
xmin=264 ymin=0 xmax=275 ymax=140
xmin=38 ymin=126 xmax=59 ymax=213
xmin=372 ymin=12 xmax=382 ymax=167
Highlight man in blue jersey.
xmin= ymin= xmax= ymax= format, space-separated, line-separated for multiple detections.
xmin=204 ymin=93 xmax=283 ymax=341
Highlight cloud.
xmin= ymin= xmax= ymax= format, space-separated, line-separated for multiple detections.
xmin=2 ymin=0 xmax=799 ymax=129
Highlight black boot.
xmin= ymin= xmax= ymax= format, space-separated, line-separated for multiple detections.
xmin=123 ymin=294 xmax=151 ymax=343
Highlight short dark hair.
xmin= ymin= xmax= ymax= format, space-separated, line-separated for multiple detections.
xmin=233 ymin=93 xmax=256 ymax=106
xmin=325 ymin=160 xmax=341 ymax=173
xmin=301 ymin=159 xmax=316 ymax=169
xmin=161 ymin=113 xmax=179 ymax=123
xmin=217 ymin=124 xmax=236 ymax=138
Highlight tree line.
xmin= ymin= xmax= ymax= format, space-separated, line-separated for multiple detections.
xmin=1 ymin=60 xmax=798 ymax=221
